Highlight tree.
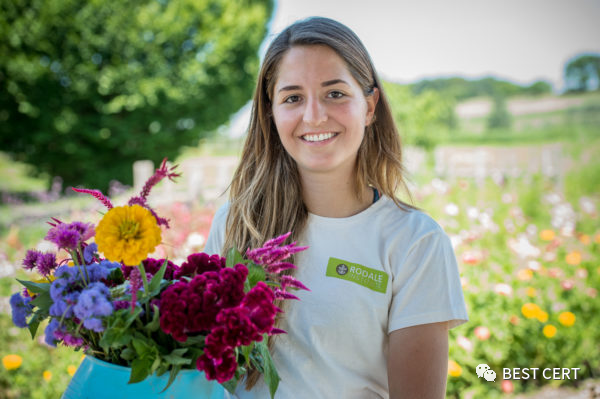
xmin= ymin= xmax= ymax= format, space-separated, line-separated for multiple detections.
xmin=486 ymin=94 xmax=512 ymax=131
xmin=0 ymin=0 xmax=273 ymax=191
xmin=564 ymin=53 xmax=600 ymax=93
xmin=384 ymin=82 xmax=457 ymax=149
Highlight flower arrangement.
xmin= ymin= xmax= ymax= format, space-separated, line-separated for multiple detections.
xmin=9 ymin=159 xmax=308 ymax=398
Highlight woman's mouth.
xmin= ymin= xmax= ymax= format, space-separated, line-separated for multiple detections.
xmin=301 ymin=132 xmax=338 ymax=142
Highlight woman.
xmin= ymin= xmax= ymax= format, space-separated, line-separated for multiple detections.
xmin=205 ymin=16 xmax=468 ymax=399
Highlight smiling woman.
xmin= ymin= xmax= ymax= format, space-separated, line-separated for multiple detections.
xmin=203 ymin=16 xmax=468 ymax=399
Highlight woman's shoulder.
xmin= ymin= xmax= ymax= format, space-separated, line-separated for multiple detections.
xmin=374 ymin=196 xmax=449 ymax=248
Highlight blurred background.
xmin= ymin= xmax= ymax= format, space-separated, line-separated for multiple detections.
xmin=0 ymin=0 xmax=599 ymax=397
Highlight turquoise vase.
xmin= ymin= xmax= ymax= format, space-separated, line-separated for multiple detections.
xmin=61 ymin=356 xmax=224 ymax=399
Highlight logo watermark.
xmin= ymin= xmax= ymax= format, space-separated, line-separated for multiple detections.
xmin=476 ymin=364 xmax=496 ymax=381
xmin=476 ymin=364 xmax=581 ymax=381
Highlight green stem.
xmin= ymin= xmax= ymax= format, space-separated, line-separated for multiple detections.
xmin=138 ymin=262 xmax=151 ymax=320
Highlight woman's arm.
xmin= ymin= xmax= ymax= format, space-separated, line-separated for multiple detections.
xmin=388 ymin=321 xmax=449 ymax=399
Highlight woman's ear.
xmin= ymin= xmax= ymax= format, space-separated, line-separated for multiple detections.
xmin=365 ymin=87 xmax=379 ymax=126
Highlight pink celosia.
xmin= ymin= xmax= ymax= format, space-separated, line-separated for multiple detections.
xmin=71 ymin=188 xmax=113 ymax=209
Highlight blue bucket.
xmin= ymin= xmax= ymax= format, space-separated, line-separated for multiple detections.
xmin=61 ymin=356 xmax=225 ymax=399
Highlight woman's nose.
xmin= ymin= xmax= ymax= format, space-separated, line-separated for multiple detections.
xmin=302 ymin=97 xmax=327 ymax=126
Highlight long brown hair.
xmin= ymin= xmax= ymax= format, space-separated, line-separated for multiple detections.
xmin=222 ymin=16 xmax=413 ymax=388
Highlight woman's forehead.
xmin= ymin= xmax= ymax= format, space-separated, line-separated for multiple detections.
xmin=273 ymin=45 xmax=354 ymax=88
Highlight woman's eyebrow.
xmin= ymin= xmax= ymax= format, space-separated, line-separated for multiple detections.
xmin=277 ymin=79 xmax=349 ymax=93
xmin=321 ymin=79 xmax=348 ymax=87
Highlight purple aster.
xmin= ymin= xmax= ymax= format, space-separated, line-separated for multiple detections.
xmin=68 ymin=221 xmax=95 ymax=242
xmin=37 ymin=253 xmax=57 ymax=277
xmin=53 ymin=328 xmax=84 ymax=347
xmin=10 ymin=293 xmax=33 ymax=328
xmin=22 ymin=250 xmax=42 ymax=271
xmin=45 ymin=223 xmax=80 ymax=250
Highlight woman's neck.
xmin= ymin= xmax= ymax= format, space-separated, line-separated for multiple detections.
xmin=300 ymin=171 xmax=373 ymax=218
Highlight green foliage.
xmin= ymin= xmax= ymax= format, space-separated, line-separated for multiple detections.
xmin=564 ymin=53 xmax=600 ymax=93
xmin=411 ymin=76 xmax=552 ymax=101
xmin=0 ymin=0 xmax=273 ymax=191
xmin=383 ymin=81 xmax=456 ymax=149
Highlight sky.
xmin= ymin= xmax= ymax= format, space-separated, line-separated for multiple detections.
xmin=263 ymin=0 xmax=600 ymax=92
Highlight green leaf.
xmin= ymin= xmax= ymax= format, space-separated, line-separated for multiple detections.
xmin=246 ymin=264 xmax=266 ymax=290
xmin=27 ymin=312 xmax=43 ymax=338
xmin=148 ymin=261 xmax=168 ymax=295
xmin=161 ymin=365 xmax=182 ymax=393
xmin=120 ymin=348 xmax=135 ymax=361
xmin=181 ymin=334 xmax=206 ymax=347
xmin=144 ymin=304 xmax=160 ymax=333
xmin=256 ymin=338 xmax=279 ymax=399
xmin=241 ymin=342 xmax=255 ymax=367
xmin=226 ymin=247 xmax=247 ymax=269
xmin=129 ymin=358 xmax=152 ymax=384
xmin=150 ymin=356 xmax=161 ymax=374
xmin=222 ymin=376 xmax=240 ymax=394
xmin=163 ymin=348 xmax=192 ymax=366
xmin=17 ymin=279 xmax=51 ymax=295
xmin=30 ymin=290 xmax=53 ymax=311
xmin=131 ymin=336 xmax=153 ymax=357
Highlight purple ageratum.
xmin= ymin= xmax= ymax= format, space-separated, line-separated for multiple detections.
xmin=83 ymin=243 xmax=98 ymax=264
xmin=73 ymin=282 xmax=113 ymax=332
xmin=10 ymin=292 xmax=33 ymax=328
xmin=45 ymin=221 xmax=94 ymax=251
xmin=49 ymin=261 xmax=118 ymax=319
xmin=44 ymin=319 xmax=60 ymax=347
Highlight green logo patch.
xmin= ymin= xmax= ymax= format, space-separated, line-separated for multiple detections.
xmin=326 ymin=257 xmax=388 ymax=293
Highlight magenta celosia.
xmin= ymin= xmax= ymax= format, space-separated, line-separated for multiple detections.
xmin=196 ymin=348 xmax=237 ymax=383
xmin=159 ymin=264 xmax=248 ymax=342
xmin=174 ymin=252 xmax=225 ymax=279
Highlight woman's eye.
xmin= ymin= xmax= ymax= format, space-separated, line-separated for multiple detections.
xmin=328 ymin=91 xmax=344 ymax=99
xmin=284 ymin=95 xmax=300 ymax=103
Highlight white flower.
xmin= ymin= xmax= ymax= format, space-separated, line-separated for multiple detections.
xmin=445 ymin=203 xmax=459 ymax=216
xmin=494 ymin=283 xmax=513 ymax=296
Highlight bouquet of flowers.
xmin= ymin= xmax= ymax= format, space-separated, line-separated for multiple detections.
xmin=9 ymin=159 xmax=308 ymax=398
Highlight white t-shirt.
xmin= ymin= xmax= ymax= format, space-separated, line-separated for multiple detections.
xmin=204 ymin=195 xmax=468 ymax=399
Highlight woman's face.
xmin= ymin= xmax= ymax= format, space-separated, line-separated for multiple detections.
xmin=271 ymin=45 xmax=378 ymax=177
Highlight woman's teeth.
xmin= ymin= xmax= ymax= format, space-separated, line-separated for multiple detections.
xmin=302 ymin=132 xmax=336 ymax=142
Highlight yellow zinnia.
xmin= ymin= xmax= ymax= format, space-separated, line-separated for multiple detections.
xmin=536 ymin=310 xmax=548 ymax=323
xmin=558 ymin=311 xmax=576 ymax=327
xmin=517 ymin=269 xmax=533 ymax=281
xmin=2 ymin=354 xmax=23 ymax=370
xmin=540 ymin=229 xmax=555 ymax=241
xmin=565 ymin=251 xmax=581 ymax=266
xmin=43 ymin=370 xmax=52 ymax=381
xmin=95 ymin=205 xmax=161 ymax=266
xmin=521 ymin=303 xmax=540 ymax=319
xmin=526 ymin=287 xmax=537 ymax=297
xmin=543 ymin=324 xmax=557 ymax=338
xmin=67 ymin=365 xmax=78 ymax=376
xmin=579 ymin=235 xmax=591 ymax=245
xmin=448 ymin=360 xmax=462 ymax=377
